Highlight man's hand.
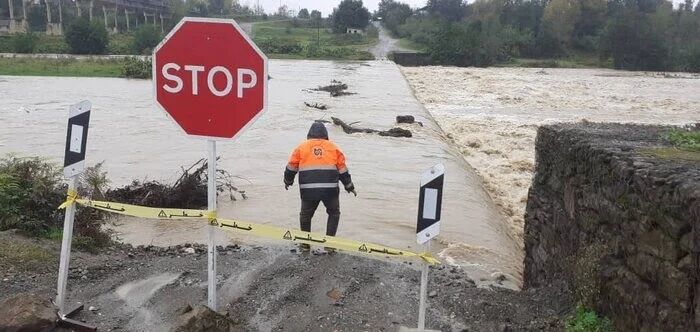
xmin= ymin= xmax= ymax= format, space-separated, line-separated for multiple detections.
xmin=345 ymin=184 xmax=357 ymax=197
xmin=284 ymin=180 xmax=293 ymax=190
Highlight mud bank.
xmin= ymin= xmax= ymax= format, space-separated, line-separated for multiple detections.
xmin=400 ymin=66 xmax=700 ymax=245
xmin=524 ymin=123 xmax=700 ymax=331
xmin=0 ymin=230 xmax=570 ymax=331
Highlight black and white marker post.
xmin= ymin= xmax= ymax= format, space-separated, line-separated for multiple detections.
xmin=416 ymin=164 xmax=444 ymax=332
xmin=56 ymin=100 xmax=96 ymax=331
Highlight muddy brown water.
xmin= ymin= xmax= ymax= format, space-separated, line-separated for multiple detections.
xmin=0 ymin=60 xmax=522 ymax=287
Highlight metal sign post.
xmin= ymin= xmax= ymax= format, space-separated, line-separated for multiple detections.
xmin=416 ymin=164 xmax=444 ymax=332
xmin=153 ymin=17 xmax=268 ymax=311
xmin=55 ymin=101 xmax=96 ymax=331
xmin=207 ymin=140 xmax=218 ymax=310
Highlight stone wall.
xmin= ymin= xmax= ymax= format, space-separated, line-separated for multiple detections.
xmin=523 ymin=123 xmax=699 ymax=331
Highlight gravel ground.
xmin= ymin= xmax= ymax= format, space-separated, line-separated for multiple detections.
xmin=0 ymin=230 xmax=571 ymax=331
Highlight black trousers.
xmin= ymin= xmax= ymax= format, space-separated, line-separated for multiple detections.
xmin=300 ymin=196 xmax=340 ymax=236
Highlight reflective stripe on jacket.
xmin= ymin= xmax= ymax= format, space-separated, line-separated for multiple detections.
xmin=284 ymin=139 xmax=352 ymax=201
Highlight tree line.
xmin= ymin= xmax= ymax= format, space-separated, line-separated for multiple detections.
xmin=378 ymin=0 xmax=700 ymax=72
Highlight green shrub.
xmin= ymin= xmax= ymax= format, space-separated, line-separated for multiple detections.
xmin=121 ymin=57 xmax=152 ymax=79
xmin=0 ymin=36 xmax=13 ymax=52
xmin=329 ymin=33 xmax=365 ymax=46
xmin=107 ymin=34 xmax=135 ymax=55
xmin=0 ymin=156 xmax=112 ymax=250
xmin=565 ymin=305 xmax=614 ymax=332
xmin=686 ymin=48 xmax=700 ymax=73
xmin=668 ymin=129 xmax=700 ymax=152
xmin=33 ymin=35 xmax=70 ymax=54
xmin=132 ymin=25 xmax=162 ymax=55
xmin=12 ymin=33 xmax=38 ymax=53
xmin=65 ymin=18 xmax=109 ymax=54
xmin=257 ymin=37 xmax=304 ymax=54
xmin=304 ymin=44 xmax=373 ymax=60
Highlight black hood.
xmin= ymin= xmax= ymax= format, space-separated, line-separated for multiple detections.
xmin=307 ymin=122 xmax=329 ymax=140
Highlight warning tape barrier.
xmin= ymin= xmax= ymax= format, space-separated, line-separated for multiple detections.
xmin=59 ymin=190 xmax=439 ymax=265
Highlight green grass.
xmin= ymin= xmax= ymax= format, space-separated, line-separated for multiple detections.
xmin=565 ymin=306 xmax=614 ymax=332
xmin=0 ymin=240 xmax=56 ymax=272
xmin=0 ymin=33 xmax=139 ymax=55
xmin=499 ymin=54 xmax=611 ymax=69
xmin=638 ymin=128 xmax=700 ymax=161
xmin=640 ymin=148 xmax=700 ymax=161
xmin=397 ymin=38 xmax=427 ymax=52
xmin=252 ymin=20 xmax=376 ymax=60
xmin=668 ymin=129 xmax=700 ymax=151
xmin=0 ymin=57 xmax=124 ymax=77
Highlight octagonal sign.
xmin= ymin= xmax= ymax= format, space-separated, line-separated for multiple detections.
xmin=153 ymin=17 xmax=268 ymax=139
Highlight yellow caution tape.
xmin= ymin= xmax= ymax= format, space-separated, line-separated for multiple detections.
xmin=58 ymin=189 xmax=79 ymax=209
xmin=60 ymin=193 xmax=439 ymax=265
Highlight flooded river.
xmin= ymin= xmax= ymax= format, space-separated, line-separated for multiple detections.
xmin=0 ymin=60 xmax=522 ymax=287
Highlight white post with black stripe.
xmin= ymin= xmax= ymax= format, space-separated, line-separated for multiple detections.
xmin=56 ymin=100 xmax=91 ymax=316
xmin=416 ymin=163 xmax=444 ymax=332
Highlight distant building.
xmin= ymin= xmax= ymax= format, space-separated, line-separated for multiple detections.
xmin=346 ymin=28 xmax=365 ymax=35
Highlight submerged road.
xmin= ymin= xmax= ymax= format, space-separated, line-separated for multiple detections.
xmin=369 ymin=22 xmax=412 ymax=60
xmin=0 ymin=60 xmax=522 ymax=286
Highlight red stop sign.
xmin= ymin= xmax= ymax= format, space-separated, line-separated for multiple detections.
xmin=153 ymin=17 xmax=268 ymax=139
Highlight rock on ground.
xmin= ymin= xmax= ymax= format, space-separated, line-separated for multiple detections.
xmin=172 ymin=305 xmax=244 ymax=332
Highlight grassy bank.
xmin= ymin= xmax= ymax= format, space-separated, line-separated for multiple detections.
xmin=252 ymin=20 xmax=376 ymax=60
xmin=499 ymin=55 xmax=613 ymax=69
xmin=0 ymin=56 xmax=152 ymax=78
xmin=0 ymin=57 xmax=123 ymax=77
xmin=397 ymin=38 xmax=427 ymax=52
xmin=0 ymin=34 xmax=137 ymax=55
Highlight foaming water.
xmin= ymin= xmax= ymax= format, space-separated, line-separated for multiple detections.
xmin=0 ymin=60 xmax=522 ymax=286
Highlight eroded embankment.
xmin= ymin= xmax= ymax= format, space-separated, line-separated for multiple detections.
xmin=400 ymin=66 xmax=700 ymax=246
xmin=524 ymin=123 xmax=700 ymax=331
xmin=0 ymin=230 xmax=570 ymax=331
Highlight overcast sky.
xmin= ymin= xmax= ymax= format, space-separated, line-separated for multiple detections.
xmin=241 ymin=0 xmax=428 ymax=16
xmin=242 ymin=0 xmax=687 ymax=17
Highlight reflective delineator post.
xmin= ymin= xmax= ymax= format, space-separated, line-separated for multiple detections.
xmin=207 ymin=139 xmax=218 ymax=310
xmin=415 ymin=164 xmax=444 ymax=332
xmin=56 ymin=176 xmax=78 ymax=315
xmin=417 ymin=241 xmax=430 ymax=331
xmin=55 ymin=101 xmax=97 ymax=331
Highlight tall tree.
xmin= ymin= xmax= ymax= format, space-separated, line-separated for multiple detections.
xmin=330 ymin=0 xmax=371 ymax=33
xmin=298 ymin=8 xmax=310 ymax=19
xmin=426 ymin=0 xmax=467 ymax=22
xmin=311 ymin=9 xmax=322 ymax=21
xmin=378 ymin=0 xmax=412 ymax=34
xmin=541 ymin=0 xmax=580 ymax=48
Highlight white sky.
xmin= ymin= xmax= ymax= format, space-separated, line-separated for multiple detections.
xmin=239 ymin=0 xmax=428 ymax=16
xmin=241 ymin=0 xmax=689 ymax=17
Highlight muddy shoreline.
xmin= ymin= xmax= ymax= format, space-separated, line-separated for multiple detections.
xmin=0 ymin=230 xmax=569 ymax=331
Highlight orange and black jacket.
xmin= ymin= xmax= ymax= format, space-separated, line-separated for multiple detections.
xmin=284 ymin=123 xmax=353 ymax=201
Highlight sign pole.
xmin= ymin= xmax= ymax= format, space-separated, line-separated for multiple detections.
xmin=207 ymin=139 xmax=218 ymax=311
xmin=56 ymin=176 xmax=78 ymax=315
xmin=417 ymin=241 xmax=430 ymax=332
xmin=55 ymin=101 xmax=96 ymax=331
xmin=414 ymin=163 xmax=444 ymax=332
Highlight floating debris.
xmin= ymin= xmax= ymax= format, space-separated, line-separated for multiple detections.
xmin=304 ymin=102 xmax=328 ymax=110
xmin=331 ymin=117 xmax=412 ymax=138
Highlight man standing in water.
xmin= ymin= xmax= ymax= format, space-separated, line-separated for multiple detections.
xmin=284 ymin=122 xmax=357 ymax=252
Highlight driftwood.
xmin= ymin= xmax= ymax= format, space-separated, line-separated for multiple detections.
xmin=106 ymin=159 xmax=248 ymax=209
xmin=396 ymin=115 xmax=424 ymax=127
xmin=331 ymin=117 xmax=412 ymax=138
xmin=304 ymin=102 xmax=328 ymax=110
xmin=312 ymin=80 xmax=356 ymax=97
